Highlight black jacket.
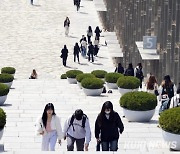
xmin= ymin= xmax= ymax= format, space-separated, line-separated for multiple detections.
xmin=88 ymin=44 xmax=94 ymax=55
xmin=95 ymin=111 xmax=124 ymax=142
xmin=124 ymin=68 xmax=134 ymax=76
xmin=74 ymin=45 xmax=80 ymax=55
xmin=115 ymin=66 xmax=124 ymax=74
xmin=61 ymin=48 xmax=68 ymax=58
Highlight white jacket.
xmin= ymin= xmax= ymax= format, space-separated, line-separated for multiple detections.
xmin=35 ymin=115 xmax=63 ymax=140
xmin=170 ymin=94 xmax=180 ymax=108
xmin=63 ymin=116 xmax=91 ymax=144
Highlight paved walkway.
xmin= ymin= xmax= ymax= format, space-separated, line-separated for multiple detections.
xmin=0 ymin=0 xmax=114 ymax=79
xmin=0 ymin=0 xmax=174 ymax=154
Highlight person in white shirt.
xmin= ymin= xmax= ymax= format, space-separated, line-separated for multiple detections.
xmin=35 ymin=103 xmax=63 ymax=151
xmin=81 ymin=37 xmax=88 ymax=57
xmin=63 ymin=109 xmax=91 ymax=151
xmin=170 ymin=84 xmax=180 ymax=108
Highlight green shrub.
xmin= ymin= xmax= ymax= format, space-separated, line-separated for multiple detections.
xmin=159 ymin=107 xmax=180 ymax=134
xmin=105 ymin=72 xmax=123 ymax=83
xmin=66 ymin=70 xmax=83 ymax=78
xmin=91 ymin=70 xmax=107 ymax=78
xmin=76 ymin=73 xmax=95 ymax=82
xmin=117 ymin=76 xmax=140 ymax=89
xmin=120 ymin=91 xmax=157 ymax=111
xmin=61 ymin=74 xmax=67 ymax=79
xmin=0 ymin=83 xmax=9 ymax=96
xmin=1 ymin=67 xmax=16 ymax=74
xmin=81 ymin=78 xmax=104 ymax=89
xmin=0 ymin=108 xmax=6 ymax=129
xmin=0 ymin=73 xmax=14 ymax=83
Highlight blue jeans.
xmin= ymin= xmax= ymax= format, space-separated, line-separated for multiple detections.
xmin=81 ymin=47 xmax=86 ymax=57
xmin=41 ymin=131 xmax=57 ymax=151
xmin=101 ymin=140 xmax=118 ymax=151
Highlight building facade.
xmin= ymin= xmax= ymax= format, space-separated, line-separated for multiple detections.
xmin=99 ymin=0 xmax=180 ymax=85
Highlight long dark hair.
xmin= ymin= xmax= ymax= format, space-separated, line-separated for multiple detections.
xmin=88 ymin=26 xmax=92 ymax=32
xmin=161 ymin=75 xmax=173 ymax=87
xmin=137 ymin=63 xmax=142 ymax=69
xmin=42 ymin=103 xmax=56 ymax=128
xmin=147 ymin=75 xmax=157 ymax=90
xmin=97 ymin=101 xmax=114 ymax=127
xmin=128 ymin=63 xmax=133 ymax=69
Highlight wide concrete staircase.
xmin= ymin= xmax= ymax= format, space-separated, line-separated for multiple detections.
xmin=0 ymin=79 xmax=169 ymax=154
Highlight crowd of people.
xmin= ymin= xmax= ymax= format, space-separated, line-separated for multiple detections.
xmin=30 ymin=1 xmax=180 ymax=152
xmin=115 ymin=62 xmax=180 ymax=113
xmin=60 ymin=17 xmax=102 ymax=66
xmin=35 ymin=102 xmax=124 ymax=151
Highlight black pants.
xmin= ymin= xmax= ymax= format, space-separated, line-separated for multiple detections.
xmin=67 ymin=134 xmax=85 ymax=151
xmin=31 ymin=0 xmax=33 ymax=4
xmin=88 ymin=53 xmax=94 ymax=62
xmin=87 ymin=36 xmax=91 ymax=44
xmin=139 ymin=78 xmax=143 ymax=88
xmin=94 ymin=45 xmax=99 ymax=56
xmin=62 ymin=58 xmax=67 ymax=66
xmin=74 ymin=54 xmax=79 ymax=62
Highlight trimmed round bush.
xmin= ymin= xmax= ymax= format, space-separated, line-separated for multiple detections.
xmin=0 ymin=83 xmax=9 ymax=96
xmin=76 ymin=73 xmax=95 ymax=82
xmin=120 ymin=91 xmax=157 ymax=111
xmin=0 ymin=73 xmax=14 ymax=83
xmin=159 ymin=107 xmax=180 ymax=134
xmin=105 ymin=72 xmax=123 ymax=83
xmin=91 ymin=70 xmax=107 ymax=78
xmin=117 ymin=76 xmax=140 ymax=89
xmin=61 ymin=74 xmax=67 ymax=79
xmin=1 ymin=67 xmax=16 ymax=74
xmin=0 ymin=108 xmax=6 ymax=129
xmin=81 ymin=78 xmax=104 ymax=89
xmin=66 ymin=70 xmax=83 ymax=78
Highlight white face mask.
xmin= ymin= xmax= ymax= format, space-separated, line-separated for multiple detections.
xmin=105 ymin=111 xmax=110 ymax=114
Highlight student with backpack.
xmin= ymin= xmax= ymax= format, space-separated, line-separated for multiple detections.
xmin=124 ymin=63 xmax=134 ymax=76
xmin=134 ymin=63 xmax=144 ymax=88
xmin=158 ymin=75 xmax=177 ymax=114
xmin=63 ymin=109 xmax=91 ymax=151
xmin=114 ymin=63 xmax=124 ymax=74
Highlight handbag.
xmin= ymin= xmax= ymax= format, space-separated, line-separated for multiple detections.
xmin=154 ymin=89 xmax=159 ymax=96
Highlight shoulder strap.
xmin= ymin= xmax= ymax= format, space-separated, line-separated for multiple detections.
xmin=82 ymin=114 xmax=87 ymax=128
xmin=69 ymin=114 xmax=75 ymax=131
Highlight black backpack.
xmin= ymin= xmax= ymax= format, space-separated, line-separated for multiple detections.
xmin=125 ymin=68 xmax=133 ymax=76
xmin=162 ymin=84 xmax=174 ymax=99
xmin=69 ymin=114 xmax=87 ymax=131
xmin=136 ymin=68 xmax=143 ymax=79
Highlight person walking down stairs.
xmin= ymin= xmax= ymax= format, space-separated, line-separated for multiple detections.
xmin=60 ymin=45 xmax=68 ymax=67
xmin=64 ymin=17 xmax=70 ymax=36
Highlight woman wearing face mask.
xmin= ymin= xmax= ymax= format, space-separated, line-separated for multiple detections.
xmin=95 ymin=101 xmax=124 ymax=151
xmin=35 ymin=103 xmax=63 ymax=151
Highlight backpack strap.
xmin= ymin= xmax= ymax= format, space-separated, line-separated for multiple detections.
xmin=69 ymin=114 xmax=75 ymax=131
xmin=68 ymin=114 xmax=87 ymax=131
xmin=82 ymin=114 xmax=87 ymax=128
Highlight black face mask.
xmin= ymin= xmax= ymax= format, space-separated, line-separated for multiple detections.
xmin=75 ymin=115 xmax=82 ymax=120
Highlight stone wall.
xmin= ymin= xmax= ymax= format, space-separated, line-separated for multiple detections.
xmin=99 ymin=0 xmax=180 ymax=85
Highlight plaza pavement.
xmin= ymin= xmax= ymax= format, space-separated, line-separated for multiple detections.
xmin=0 ymin=0 xmax=176 ymax=153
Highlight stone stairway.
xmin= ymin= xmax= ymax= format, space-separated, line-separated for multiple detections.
xmin=0 ymin=0 xmax=173 ymax=153
xmin=0 ymin=79 xmax=169 ymax=154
